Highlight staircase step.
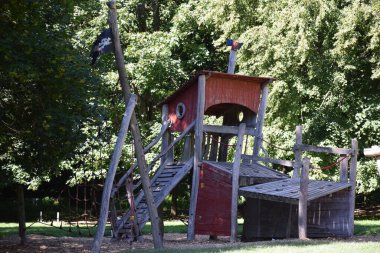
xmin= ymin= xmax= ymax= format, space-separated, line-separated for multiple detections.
xmin=115 ymin=159 xmax=193 ymax=239
xmin=156 ymin=177 xmax=172 ymax=182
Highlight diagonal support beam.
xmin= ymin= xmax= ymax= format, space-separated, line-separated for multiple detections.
xmin=91 ymin=95 xmax=137 ymax=253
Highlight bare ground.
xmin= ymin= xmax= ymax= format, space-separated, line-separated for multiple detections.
xmin=1 ymin=234 xmax=380 ymax=253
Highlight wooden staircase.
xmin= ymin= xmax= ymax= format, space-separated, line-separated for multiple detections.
xmin=114 ymin=157 xmax=193 ymax=240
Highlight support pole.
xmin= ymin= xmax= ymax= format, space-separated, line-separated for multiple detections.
xmin=298 ymin=157 xmax=310 ymax=240
xmin=91 ymin=1 xmax=163 ymax=252
xmin=91 ymin=96 xmax=137 ymax=252
xmin=230 ymin=123 xmax=246 ymax=242
xmin=227 ymin=50 xmax=237 ymax=74
xmin=252 ymin=81 xmax=271 ymax=158
xmin=348 ymin=139 xmax=358 ymax=236
xmin=187 ymin=74 xmax=206 ymax=240
xmin=108 ymin=0 xmax=162 ymax=249
xmin=161 ymin=104 xmax=170 ymax=166
xmin=339 ymin=154 xmax=348 ymax=183
xmin=293 ymin=126 xmax=303 ymax=178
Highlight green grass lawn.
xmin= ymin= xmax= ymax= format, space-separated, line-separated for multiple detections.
xmin=0 ymin=219 xmax=379 ymax=238
xmin=126 ymin=241 xmax=380 ymax=253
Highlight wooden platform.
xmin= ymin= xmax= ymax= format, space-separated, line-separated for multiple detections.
xmin=203 ymin=161 xmax=288 ymax=186
xmin=239 ymin=179 xmax=351 ymax=204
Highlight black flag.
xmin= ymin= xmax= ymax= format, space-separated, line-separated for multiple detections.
xmin=90 ymin=28 xmax=113 ymax=65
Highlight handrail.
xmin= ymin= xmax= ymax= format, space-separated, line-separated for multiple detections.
xmin=242 ymin=154 xmax=294 ymax=168
xmin=294 ymin=143 xmax=352 ymax=155
xmin=203 ymin=124 xmax=256 ymax=136
xmin=133 ymin=120 xmax=196 ymax=191
xmin=111 ymin=120 xmax=170 ymax=197
xmin=148 ymin=120 xmax=196 ymax=169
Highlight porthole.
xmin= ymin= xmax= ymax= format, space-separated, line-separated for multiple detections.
xmin=176 ymin=102 xmax=186 ymax=119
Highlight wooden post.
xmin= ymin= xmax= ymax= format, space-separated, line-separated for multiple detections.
xmin=227 ymin=49 xmax=237 ymax=74
xmin=187 ymin=74 xmax=206 ymax=240
xmin=252 ymin=81 xmax=271 ymax=158
xmin=126 ymin=175 xmax=141 ymax=241
xmin=209 ymin=134 xmax=219 ymax=161
xmin=91 ymin=96 xmax=137 ymax=253
xmin=109 ymin=197 xmax=118 ymax=237
xmin=348 ymin=139 xmax=358 ymax=236
xmin=230 ymin=123 xmax=246 ymax=242
xmin=293 ymin=126 xmax=303 ymax=178
xmin=182 ymin=134 xmax=193 ymax=162
xmin=161 ymin=104 xmax=170 ymax=166
xmin=339 ymin=154 xmax=348 ymax=183
xmin=298 ymin=157 xmax=310 ymax=240
xmin=107 ymin=0 xmax=163 ymax=249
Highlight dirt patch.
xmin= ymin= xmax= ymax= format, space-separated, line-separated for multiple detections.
xmin=1 ymin=234 xmax=380 ymax=253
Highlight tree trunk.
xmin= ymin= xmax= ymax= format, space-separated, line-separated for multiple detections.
xmin=151 ymin=0 xmax=160 ymax=31
xmin=17 ymin=184 xmax=26 ymax=245
xmin=136 ymin=3 xmax=147 ymax=32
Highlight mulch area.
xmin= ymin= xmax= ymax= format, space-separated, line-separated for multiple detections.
xmin=1 ymin=233 xmax=380 ymax=253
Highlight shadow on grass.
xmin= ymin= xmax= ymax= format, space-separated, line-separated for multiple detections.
xmin=354 ymin=220 xmax=380 ymax=235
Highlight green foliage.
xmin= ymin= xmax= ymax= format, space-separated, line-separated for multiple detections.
xmin=0 ymin=0 xmax=97 ymax=189
xmin=195 ymin=0 xmax=380 ymax=193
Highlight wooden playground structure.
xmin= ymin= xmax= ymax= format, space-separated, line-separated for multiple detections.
xmin=94 ymin=69 xmax=358 ymax=244
xmin=91 ymin=1 xmax=358 ymax=252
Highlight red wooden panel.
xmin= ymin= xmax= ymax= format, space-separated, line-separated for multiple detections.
xmin=167 ymin=82 xmax=198 ymax=132
xmin=195 ymin=163 xmax=232 ymax=236
xmin=205 ymin=75 xmax=261 ymax=114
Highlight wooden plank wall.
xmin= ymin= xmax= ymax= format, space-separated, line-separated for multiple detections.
xmin=195 ymin=163 xmax=232 ymax=236
xmin=242 ymin=189 xmax=351 ymax=240
xmin=307 ymin=189 xmax=351 ymax=237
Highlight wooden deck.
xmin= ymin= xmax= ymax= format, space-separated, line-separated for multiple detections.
xmin=239 ymin=179 xmax=351 ymax=204
xmin=203 ymin=161 xmax=288 ymax=185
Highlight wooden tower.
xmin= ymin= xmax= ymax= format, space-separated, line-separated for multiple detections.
xmin=160 ymin=71 xmax=288 ymax=240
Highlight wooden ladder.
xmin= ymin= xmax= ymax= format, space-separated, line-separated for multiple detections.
xmin=114 ymin=157 xmax=194 ymax=240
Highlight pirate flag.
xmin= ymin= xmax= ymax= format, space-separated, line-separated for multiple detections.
xmin=90 ymin=28 xmax=113 ymax=65
xmin=226 ymin=38 xmax=243 ymax=51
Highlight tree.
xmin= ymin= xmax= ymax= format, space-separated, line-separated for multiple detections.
xmin=197 ymin=0 xmax=380 ymax=192
xmin=0 ymin=0 xmax=96 ymax=243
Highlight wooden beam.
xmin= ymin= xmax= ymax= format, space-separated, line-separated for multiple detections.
xmin=253 ymin=81 xmax=271 ymax=157
xmin=111 ymin=120 xmax=170 ymax=198
xmin=294 ymin=143 xmax=352 ymax=155
xmin=209 ymin=134 xmax=219 ymax=161
xmin=230 ymin=123 xmax=246 ymax=243
xmin=227 ymin=49 xmax=237 ymax=74
xmin=241 ymin=154 xmax=294 ymax=168
xmin=348 ymin=139 xmax=358 ymax=236
xmin=91 ymin=95 xmax=137 ymax=253
xmin=203 ymin=125 xmax=256 ymax=136
xmin=133 ymin=121 xmax=195 ymax=191
xmin=161 ymin=104 xmax=170 ymax=166
xmin=363 ymin=146 xmax=380 ymax=157
xmin=187 ymin=74 xmax=206 ymax=240
xmin=298 ymin=157 xmax=310 ymax=240
xmin=182 ymin=134 xmax=194 ymax=162
xmin=92 ymin=1 xmax=163 ymax=251
xmin=339 ymin=155 xmax=348 ymax=183
xmin=293 ymin=126 xmax=302 ymax=178
xmin=126 ymin=175 xmax=141 ymax=241
xmin=364 ymin=146 xmax=380 ymax=176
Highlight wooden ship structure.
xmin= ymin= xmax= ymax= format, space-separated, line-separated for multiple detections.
xmin=90 ymin=3 xmax=358 ymax=252
xmin=105 ymin=70 xmax=358 ymax=242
